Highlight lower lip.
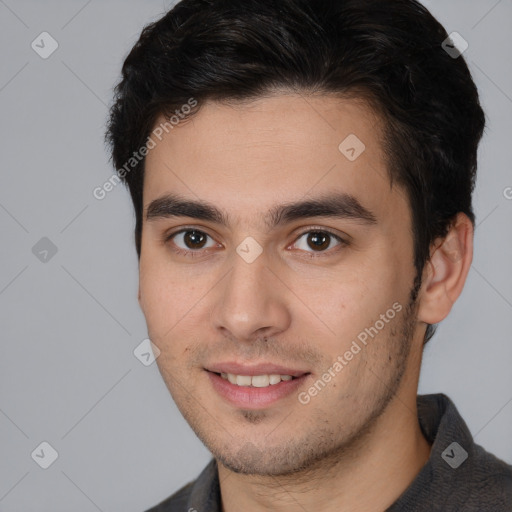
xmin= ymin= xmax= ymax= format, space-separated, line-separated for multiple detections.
xmin=207 ymin=371 xmax=309 ymax=409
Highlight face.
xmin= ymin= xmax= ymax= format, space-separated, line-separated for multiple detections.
xmin=139 ymin=93 xmax=423 ymax=476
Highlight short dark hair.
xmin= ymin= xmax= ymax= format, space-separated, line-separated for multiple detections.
xmin=105 ymin=0 xmax=485 ymax=344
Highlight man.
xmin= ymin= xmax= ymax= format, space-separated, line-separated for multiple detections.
xmin=105 ymin=0 xmax=512 ymax=510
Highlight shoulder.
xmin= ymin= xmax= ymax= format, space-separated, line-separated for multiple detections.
xmin=391 ymin=394 xmax=512 ymax=511
xmin=465 ymin=443 xmax=512 ymax=509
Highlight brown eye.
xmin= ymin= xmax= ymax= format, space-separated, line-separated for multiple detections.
xmin=293 ymin=229 xmax=346 ymax=255
xmin=307 ymin=232 xmax=331 ymax=251
xmin=182 ymin=230 xmax=208 ymax=249
xmin=167 ymin=229 xmax=217 ymax=254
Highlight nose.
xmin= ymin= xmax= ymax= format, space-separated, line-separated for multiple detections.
xmin=210 ymin=251 xmax=292 ymax=344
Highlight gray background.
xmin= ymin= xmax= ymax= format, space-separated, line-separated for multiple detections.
xmin=0 ymin=0 xmax=511 ymax=510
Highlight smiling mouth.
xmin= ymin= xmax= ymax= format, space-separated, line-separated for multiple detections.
xmin=206 ymin=369 xmax=311 ymax=408
xmin=207 ymin=369 xmax=311 ymax=388
xmin=209 ymin=371 xmax=303 ymax=388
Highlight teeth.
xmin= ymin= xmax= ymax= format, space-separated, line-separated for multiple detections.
xmin=269 ymin=374 xmax=282 ymax=385
xmin=236 ymin=375 xmax=252 ymax=386
xmin=222 ymin=373 xmax=295 ymax=387
xmin=251 ymin=375 xmax=269 ymax=387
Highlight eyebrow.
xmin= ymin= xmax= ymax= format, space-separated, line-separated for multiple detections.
xmin=145 ymin=192 xmax=377 ymax=228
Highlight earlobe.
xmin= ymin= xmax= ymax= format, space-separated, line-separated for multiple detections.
xmin=417 ymin=213 xmax=474 ymax=325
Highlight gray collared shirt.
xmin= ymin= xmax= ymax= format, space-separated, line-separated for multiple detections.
xmin=145 ymin=394 xmax=512 ymax=511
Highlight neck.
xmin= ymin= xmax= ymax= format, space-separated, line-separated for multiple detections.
xmin=218 ymin=368 xmax=431 ymax=512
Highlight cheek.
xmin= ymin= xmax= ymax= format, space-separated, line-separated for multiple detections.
xmin=138 ymin=252 xmax=211 ymax=352
xmin=304 ymin=260 xmax=403 ymax=350
xmin=139 ymin=254 xmax=181 ymax=336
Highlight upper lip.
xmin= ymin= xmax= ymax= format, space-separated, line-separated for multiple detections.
xmin=205 ymin=362 xmax=310 ymax=377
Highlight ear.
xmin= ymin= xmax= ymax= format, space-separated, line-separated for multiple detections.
xmin=417 ymin=213 xmax=473 ymax=325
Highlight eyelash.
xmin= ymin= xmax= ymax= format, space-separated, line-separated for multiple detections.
xmin=163 ymin=226 xmax=348 ymax=259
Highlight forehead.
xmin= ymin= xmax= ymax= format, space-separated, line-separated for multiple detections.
xmin=142 ymin=93 xmax=402 ymax=227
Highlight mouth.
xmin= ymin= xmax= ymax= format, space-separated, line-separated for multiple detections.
xmin=205 ymin=366 xmax=311 ymax=409
xmin=211 ymin=371 xmax=300 ymax=388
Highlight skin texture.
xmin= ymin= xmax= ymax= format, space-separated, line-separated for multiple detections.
xmin=138 ymin=93 xmax=473 ymax=511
